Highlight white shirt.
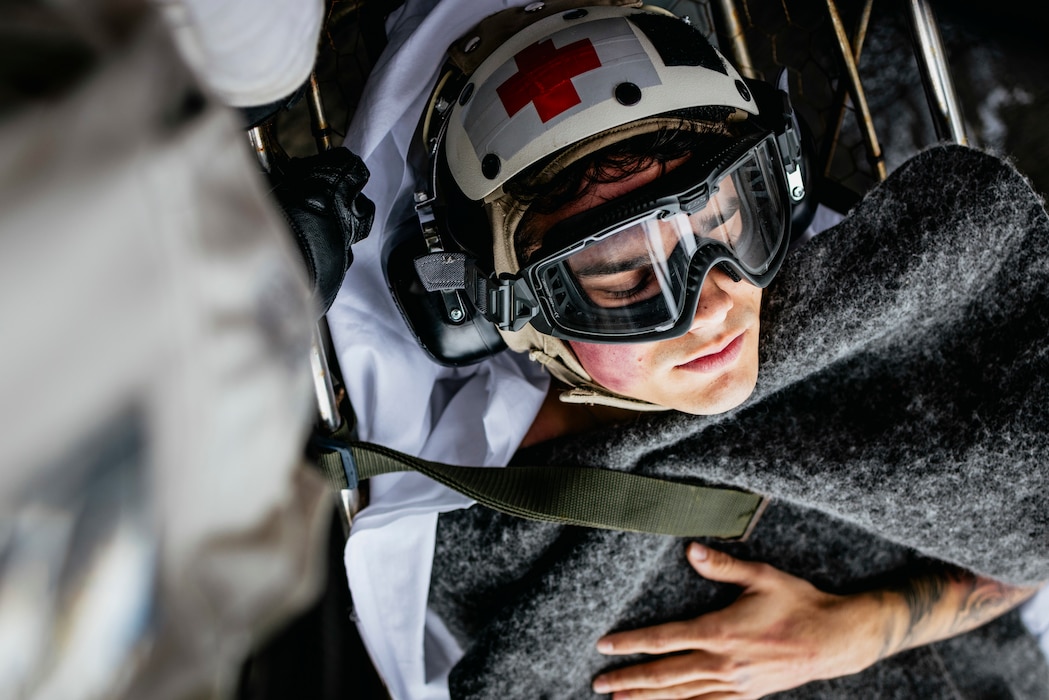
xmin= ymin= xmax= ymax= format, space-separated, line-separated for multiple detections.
xmin=327 ymin=2 xmax=550 ymax=698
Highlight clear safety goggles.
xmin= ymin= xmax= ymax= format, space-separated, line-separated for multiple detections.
xmin=501 ymin=133 xmax=791 ymax=343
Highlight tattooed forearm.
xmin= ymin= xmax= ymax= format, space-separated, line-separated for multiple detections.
xmin=897 ymin=570 xmax=952 ymax=643
xmin=875 ymin=566 xmax=1040 ymax=660
xmin=873 ymin=568 xmax=956 ymax=659
xmin=948 ymin=574 xmax=1039 ymax=635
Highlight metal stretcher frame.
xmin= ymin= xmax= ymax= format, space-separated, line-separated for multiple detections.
xmin=712 ymin=0 xmax=967 ymax=187
xmin=713 ymin=0 xmax=965 ymax=189
xmin=248 ymin=86 xmax=360 ymax=533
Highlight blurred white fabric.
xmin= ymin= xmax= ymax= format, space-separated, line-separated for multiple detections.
xmin=1022 ymin=585 xmax=1049 ymax=662
xmin=0 ymin=8 xmax=330 ymax=699
xmin=155 ymin=0 xmax=325 ymax=106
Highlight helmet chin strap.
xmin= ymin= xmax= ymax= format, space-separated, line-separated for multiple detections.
xmin=507 ymin=329 xmax=672 ymax=412
xmin=495 ymin=301 xmax=669 ymax=411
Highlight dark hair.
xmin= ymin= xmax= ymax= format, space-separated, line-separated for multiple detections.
xmin=507 ymin=110 xmax=742 ymax=263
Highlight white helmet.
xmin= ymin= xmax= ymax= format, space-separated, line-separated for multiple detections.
xmin=443 ymin=2 xmax=759 ymax=201
xmin=389 ymin=0 xmax=809 ymax=409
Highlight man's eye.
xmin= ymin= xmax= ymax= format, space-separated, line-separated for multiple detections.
xmin=583 ymin=269 xmax=659 ymax=307
xmin=696 ymin=204 xmax=742 ymax=241
xmin=605 ymin=279 xmax=651 ymax=300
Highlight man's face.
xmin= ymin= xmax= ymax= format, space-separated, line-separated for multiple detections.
xmin=527 ymin=159 xmax=763 ymax=415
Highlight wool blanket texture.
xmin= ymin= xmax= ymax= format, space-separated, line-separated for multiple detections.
xmin=428 ymin=144 xmax=1049 ymax=698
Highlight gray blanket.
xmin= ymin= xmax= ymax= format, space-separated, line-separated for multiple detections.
xmin=429 ymin=144 xmax=1049 ymax=698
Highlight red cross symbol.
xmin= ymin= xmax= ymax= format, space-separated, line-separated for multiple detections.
xmin=496 ymin=38 xmax=602 ymax=123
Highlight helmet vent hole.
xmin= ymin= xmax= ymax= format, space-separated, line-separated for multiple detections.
xmin=481 ymin=154 xmax=501 ymax=179
xmin=614 ymin=82 xmax=642 ymax=106
xmin=459 ymin=83 xmax=474 ymax=106
xmin=735 ymin=79 xmax=752 ymax=102
xmin=562 ymin=8 xmax=587 ymax=20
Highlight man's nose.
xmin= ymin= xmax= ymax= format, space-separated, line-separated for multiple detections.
xmin=688 ymin=268 xmax=734 ymax=330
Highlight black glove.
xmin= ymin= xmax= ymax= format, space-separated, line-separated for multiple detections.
xmin=269 ymin=147 xmax=375 ymax=316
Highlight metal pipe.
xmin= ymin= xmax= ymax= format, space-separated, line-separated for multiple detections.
xmin=713 ymin=0 xmax=759 ymax=79
xmin=247 ymin=121 xmax=343 ymax=433
xmin=822 ymin=0 xmax=873 ymax=178
xmin=301 ymin=76 xmax=342 ymax=433
xmin=247 ymin=81 xmax=360 ymax=524
xmin=302 ymin=74 xmax=361 ymax=522
xmin=306 ymin=73 xmax=334 ymax=152
xmin=905 ymin=0 xmax=968 ymax=145
xmin=848 ymin=0 xmax=874 ymax=60
xmin=310 ymin=321 xmax=343 ymax=433
xmin=825 ymin=0 xmax=886 ymax=180
xmin=247 ymin=125 xmax=274 ymax=173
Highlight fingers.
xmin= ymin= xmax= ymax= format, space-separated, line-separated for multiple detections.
xmin=595 ymin=546 xmax=775 ymax=656
xmin=591 ymin=652 xmax=736 ymax=698
xmin=597 ymin=545 xmax=765 ymax=656
xmin=599 ymin=619 xmax=705 ymax=655
xmin=687 ymin=543 xmax=770 ymax=588
xmin=598 ymin=681 xmax=738 ymax=700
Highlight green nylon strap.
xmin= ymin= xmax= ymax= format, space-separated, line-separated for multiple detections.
xmin=311 ymin=414 xmax=359 ymax=489
xmin=316 ymin=439 xmax=766 ymax=540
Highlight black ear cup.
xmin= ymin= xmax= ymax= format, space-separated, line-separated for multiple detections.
xmin=385 ymin=230 xmax=506 ymax=367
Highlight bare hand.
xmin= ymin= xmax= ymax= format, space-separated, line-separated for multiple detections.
xmin=591 ymin=543 xmax=885 ymax=699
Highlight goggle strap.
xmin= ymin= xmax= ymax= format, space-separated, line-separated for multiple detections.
xmin=438 ymin=261 xmax=537 ymax=332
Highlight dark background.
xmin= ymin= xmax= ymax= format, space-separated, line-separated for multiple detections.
xmin=281 ymin=0 xmax=1049 ymax=208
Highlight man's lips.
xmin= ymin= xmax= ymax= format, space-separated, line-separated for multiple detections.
xmin=676 ymin=333 xmax=745 ymax=373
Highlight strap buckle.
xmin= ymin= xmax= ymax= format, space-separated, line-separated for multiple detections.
xmin=310 ymin=435 xmax=360 ymax=490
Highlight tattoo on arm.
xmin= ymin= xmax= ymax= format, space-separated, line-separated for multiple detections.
xmin=947 ymin=574 xmax=1039 ymax=635
xmin=876 ymin=565 xmax=1040 ymax=660
xmin=898 ymin=569 xmax=952 ymax=640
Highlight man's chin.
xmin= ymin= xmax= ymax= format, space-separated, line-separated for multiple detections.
xmin=665 ymin=372 xmax=759 ymax=415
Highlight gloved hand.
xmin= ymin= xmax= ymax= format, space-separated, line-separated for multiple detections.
xmin=268 ymin=146 xmax=374 ymax=316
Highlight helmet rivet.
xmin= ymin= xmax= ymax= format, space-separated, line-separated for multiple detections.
xmin=563 ymin=8 xmax=588 ymax=20
xmin=792 ymin=185 xmax=806 ymax=199
xmin=448 ymin=308 xmax=465 ymax=322
xmin=614 ymin=82 xmax=642 ymax=106
xmin=524 ymin=1 xmax=545 ymax=11
xmin=735 ymin=79 xmax=752 ymax=101
xmin=464 ymin=36 xmax=481 ymax=53
xmin=481 ymin=154 xmax=501 ymax=179
xmin=459 ymin=83 xmax=474 ymax=106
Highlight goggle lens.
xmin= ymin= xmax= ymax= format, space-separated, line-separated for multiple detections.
xmin=531 ymin=141 xmax=786 ymax=339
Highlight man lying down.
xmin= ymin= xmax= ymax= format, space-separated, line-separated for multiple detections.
xmin=326 ymin=1 xmax=1049 ymax=697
